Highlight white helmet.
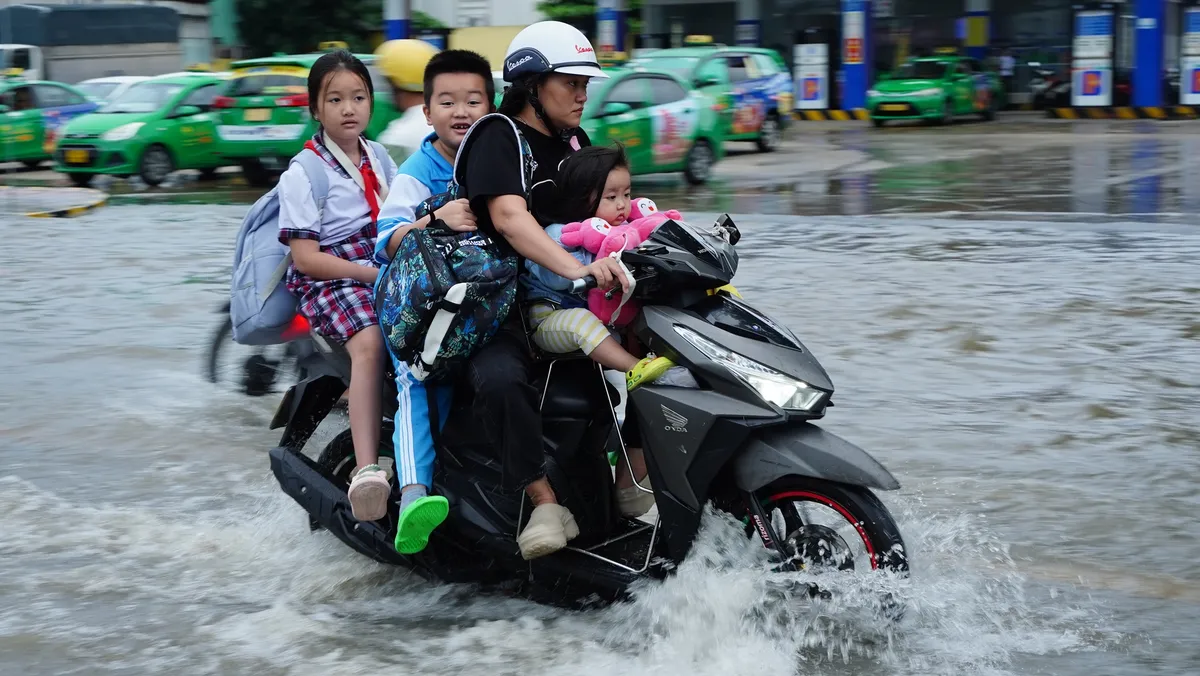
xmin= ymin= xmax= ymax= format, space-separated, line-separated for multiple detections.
xmin=503 ymin=21 xmax=609 ymax=82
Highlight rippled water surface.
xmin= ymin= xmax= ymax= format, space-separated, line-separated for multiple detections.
xmin=1 ymin=205 xmax=1197 ymax=675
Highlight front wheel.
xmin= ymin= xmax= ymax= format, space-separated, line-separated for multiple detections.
xmin=139 ymin=144 xmax=174 ymax=186
xmin=756 ymin=113 xmax=782 ymax=152
xmin=67 ymin=173 xmax=94 ymax=188
xmin=683 ymin=139 xmax=715 ymax=185
xmin=744 ymin=476 xmax=908 ymax=575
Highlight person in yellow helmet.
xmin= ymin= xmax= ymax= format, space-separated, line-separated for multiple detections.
xmin=374 ymin=39 xmax=439 ymax=158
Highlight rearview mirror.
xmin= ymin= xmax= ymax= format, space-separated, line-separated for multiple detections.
xmin=695 ymin=74 xmax=722 ymax=87
xmin=602 ymin=101 xmax=632 ymax=116
xmin=172 ymin=104 xmax=202 ymax=118
xmin=877 ymin=72 xmax=891 ymax=81
xmin=0 ymin=104 xmax=10 ymax=113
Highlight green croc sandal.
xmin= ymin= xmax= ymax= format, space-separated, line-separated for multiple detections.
xmin=394 ymin=495 xmax=450 ymax=555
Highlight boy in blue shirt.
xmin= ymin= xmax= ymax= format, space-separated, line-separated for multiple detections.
xmin=374 ymin=50 xmax=495 ymax=555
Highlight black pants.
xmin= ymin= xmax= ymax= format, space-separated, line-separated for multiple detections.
xmin=463 ymin=316 xmax=545 ymax=492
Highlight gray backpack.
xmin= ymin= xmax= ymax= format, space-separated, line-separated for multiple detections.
xmin=228 ymin=141 xmax=395 ymax=345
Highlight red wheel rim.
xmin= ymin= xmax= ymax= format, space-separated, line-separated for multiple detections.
xmin=766 ymin=490 xmax=879 ymax=571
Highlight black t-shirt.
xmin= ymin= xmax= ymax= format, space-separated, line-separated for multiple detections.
xmin=461 ymin=117 xmax=591 ymax=235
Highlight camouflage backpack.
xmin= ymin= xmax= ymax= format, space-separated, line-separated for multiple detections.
xmin=375 ymin=114 xmax=536 ymax=382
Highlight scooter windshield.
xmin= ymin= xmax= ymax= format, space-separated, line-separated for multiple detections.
xmin=649 ymin=219 xmax=724 ymax=269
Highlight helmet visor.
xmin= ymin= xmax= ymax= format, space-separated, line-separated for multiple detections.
xmin=554 ymin=63 xmax=609 ymax=79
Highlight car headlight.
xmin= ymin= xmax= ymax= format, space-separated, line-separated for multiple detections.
xmin=914 ymin=88 xmax=943 ymax=97
xmin=102 ymin=122 xmax=145 ymax=142
xmin=674 ymin=325 xmax=825 ymax=411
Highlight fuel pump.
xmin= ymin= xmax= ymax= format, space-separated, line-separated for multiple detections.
xmin=1181 ymin=0 xmax=1200 ymax=105
xmin=794 ymin=16 xmax=842 ymax=112
xmin=1070 ymin=1 xmax=1120 ymax=107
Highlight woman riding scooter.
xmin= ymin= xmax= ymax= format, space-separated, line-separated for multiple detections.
xmin=451 ymin=21 xmax=635 ymax=560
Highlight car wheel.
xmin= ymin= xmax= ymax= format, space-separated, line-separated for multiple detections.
xmin=67 ymin=173 xmax=94 ymax=188
xmin=938 ymin=99 xmax=952 ymax=125
xmin=872 ymin=118 xmax=885 ymax=128
xmin=139 ymin=144 xmax=174 ymax=187
xmin=983 ymin=96 xmax=997 ymax=121
xmin=198 ymin=167 xmax=220 ymax=181
xmin=240 ymin=160 xmax=272 ymax=188
xmin=683 ymin=139 xmax=715 ymax=185
xmin=756 ymin=112 xmax=781 ymax=152
xmin=21 ymin=159 xmax=42 ymax=169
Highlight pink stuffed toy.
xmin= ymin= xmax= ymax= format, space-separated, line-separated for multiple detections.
xmin=560 ymin=218 xmax=645 ymax=327
xmin=627 ymin=197 xmax=683 ymax=237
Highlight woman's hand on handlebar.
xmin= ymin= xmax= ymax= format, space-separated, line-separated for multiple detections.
xmin=574 ymin=257 xmax=630 ymax=293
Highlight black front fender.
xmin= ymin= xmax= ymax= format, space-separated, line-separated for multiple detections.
xmin=734 ymin=424 xmax=901 ymax=492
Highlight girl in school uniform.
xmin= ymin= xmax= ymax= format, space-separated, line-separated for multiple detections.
xmin=277 ymin=50 xmax=398 ymax=522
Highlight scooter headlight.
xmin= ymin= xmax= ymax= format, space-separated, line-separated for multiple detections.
xmin=674 ymin=325 xmax=825 ymax=411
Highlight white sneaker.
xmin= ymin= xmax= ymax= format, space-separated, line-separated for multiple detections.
xmin=347 ymin=464 xmax=390 ymax=522
xmin=518 ymin=503 xmax=577 ymax=560
xmin=616 ymin=477 xmax=656 ymax=518
xmin=656 ymin=366 xmax=699 ymax=388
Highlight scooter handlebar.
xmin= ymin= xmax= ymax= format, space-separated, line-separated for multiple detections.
xmin=568 ymin=276 xmax=598 ymax=294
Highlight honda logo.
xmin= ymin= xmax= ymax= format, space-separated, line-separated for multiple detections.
xmin=661 ymin=405 xmax=688 ymax=433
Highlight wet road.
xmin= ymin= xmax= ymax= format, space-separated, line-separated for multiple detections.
xmin=2 ymin=120 xmax=1199 ymax=675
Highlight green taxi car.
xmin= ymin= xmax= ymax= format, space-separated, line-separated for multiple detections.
xmin=582 ymin=67 xmax=726 ymax=185
xmin=54 ymin=73 xmax=230 ymax=187
xmin=628 ymin=46 xmax=793 ymax=152
xmin=213 ymin=53 xmax=401 ymax=186
xmin=868 ymin=56 xmax=1003 ymax=127
xmin=0 ymin=77 xmax=98 ymax=168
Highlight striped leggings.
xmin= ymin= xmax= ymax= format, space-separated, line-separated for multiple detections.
xmin=529 ymin=303 xmax=611 ymax=355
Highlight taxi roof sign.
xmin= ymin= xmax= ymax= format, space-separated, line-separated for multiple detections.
xmin=318 ymin=41 xmax=349 ymax=51
xmin=3 ymin=67 xmax=25 ymax=78
xmin=684 ymin=34 xmax=714 ymax=45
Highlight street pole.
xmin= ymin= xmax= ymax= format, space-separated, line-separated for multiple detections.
xmin=385 ymin=0 xmax=410 ymax=41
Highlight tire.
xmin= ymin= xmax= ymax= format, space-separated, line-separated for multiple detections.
xmin=139 ymin=144 xmax=173 ymax=186
xmin=67 ymin=173 xmax=94 ymax=188
xmin=739 ymin=476 xmax=909 ymax=575
xmin=240 ymin=160 xmax=271 ymax=188
xmin=198 ymin=166 xmax=220 ymax=181
xmin=982 ymin=95 xmax=997 ymax=121
xmin=937 ymin=99 xmax=952 ymax=126
xmin=756 ymin=112 xmax=782 ymax=152
xmin=315 ymin=427 xmax=398 ymax=531
xmin=316 ymin=428 xmax=395 ymax=485
xmin=683 ymin=139 xmax=715 ymax=185
xmin=872 ymin=118 xmax=885 ymax=128
xmin=205 ymin=313 xmax=233 ymax=384
xmin=21 ymin=159 xmax=42 ymax=169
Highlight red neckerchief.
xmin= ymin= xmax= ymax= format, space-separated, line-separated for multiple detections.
xmin=304 ymin=137 xmax=381 ymax=224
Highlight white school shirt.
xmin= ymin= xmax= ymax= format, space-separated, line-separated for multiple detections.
xmin=278 ymin=144 xmax=394 ymax=246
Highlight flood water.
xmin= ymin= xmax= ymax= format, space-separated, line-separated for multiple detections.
xmin=2 ymin=167 xmax=1199 ymax=672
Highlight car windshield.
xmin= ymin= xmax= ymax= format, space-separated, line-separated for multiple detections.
xmin=228 ymin=73 xmax=307 ymax=98
xmin=892 ymin=61 xmax=949 ymax=80
xmin=78 ymin=82 xmax=120 ymax=100
xmin=630 ymin=56 xmax=698 ymax=78
xmin=102 ymin=83 xmax=184 ymax=113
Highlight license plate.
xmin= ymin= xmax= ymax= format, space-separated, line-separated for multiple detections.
xmin=65 ymin=149 xmax=89 ymax=164
xmin=244 ymin=108 xmax=272 ymax=122
xmin=880 ymin=103 xmax=908 ymax=112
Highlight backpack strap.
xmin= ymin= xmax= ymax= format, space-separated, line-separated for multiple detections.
xmin=452 ymin=113 xmax=533 ymax=201
xmin=262 ymin=151 xmax=334 ymax=302
xmin=365 ymin=140 xmax=398 ymax=187
xmin=293 ymin=150 xmax=331 ymax=220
